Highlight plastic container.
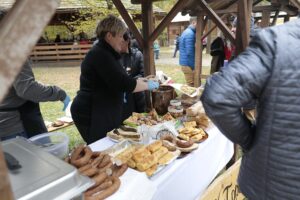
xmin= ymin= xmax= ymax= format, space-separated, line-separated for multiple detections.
xmin=168 ymin=105 xmax=184 ymax=118
xmin=29 ymin=132 xmax=69 ymax=159
xmin=170 ymin=99 xmax=181 ymax=106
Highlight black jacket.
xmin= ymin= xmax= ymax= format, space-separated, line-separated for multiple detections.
xmin=71 ymin=39 xmax=136 ymax=144
xmin=201 ymin=19 xmax=300 ymax=199
xmin=120 ymin=47 xmax=145 ymax=120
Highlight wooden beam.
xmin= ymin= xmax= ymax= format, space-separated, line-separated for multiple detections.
xmin=206 ymin=19 xmax=212 ymax=54
xmin=112 ymin=0 xmax=144 ymax=49
xmin=253 ymin=0 xmax=262 ymax=6
xmin=290 ymin=0 xmax=300 ymax=9
xmin=261 ymin=10 xmax=271 ymax=27
xmin=141 ymin=1 xmax=155 ymax=76
xmin=194 ymin=15 xmax=204 ymax=87
xmin=236 ymin=0 xmax=250 ymax=55
xmin=198 ymin=0 xmax=235 ymax=44
xmin=141 ymin=0 xmax=155 ymax=110
xmin=271 ymin=9 xmax=280 ymax=25
xmin=0 ymin=0 xmax=60 ymax=199
xmin=149 ymin=0 xmax=186 ymax=42
xmin=252 ymin=5 xmax=281 ymax=12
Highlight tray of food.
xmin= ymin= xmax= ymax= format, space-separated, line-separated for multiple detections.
xmin=168 ymin=83 xmax=203 ymax=97
xmin=107 ymin=140 xmax=180 ymax=178
xmin=123 ymin=109 xmax=175 ymax=127
xmin=107 ymin=125 xmax=141 ymax=142
xmin=177 ymin=121 xmax=209 ymax=143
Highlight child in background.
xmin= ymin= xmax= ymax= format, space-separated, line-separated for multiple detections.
xmin=153 ymin=41 xmax=160 ymax=59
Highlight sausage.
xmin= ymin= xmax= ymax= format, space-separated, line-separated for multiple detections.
xmin=98 ymin=154 xmax=111 ymax=168
xmin=162 ymin=140 xmax=177 ymax=151
xmin=98 ymin=161 xmax=113 ymax=173
xmin=81 ymin=166 xmax=98 ymax=177
xmin=84 ymin=172 xmax=108 ymax=196
xmin=92 ymin=172 xmax=108 ymax=187
xmin=91 ymin=153 xmax=105 ymax=168
xmin=89 ymin=152 xmax=102 ymax=163
xmin=84 ymin=179 xmax=113 ymax=197
xmin=85 ymin=176 xmax=121 ymax=200
xmin=112 ymin=164 xmax=128 ymax=177
xmin=176 ymin=139 xmax=194 ymax=148
xmin=78 ymin=164 xmax=92 ymax=173
xmin=71 ymin=146 xmax=93 ymax=167
xmin=70 ymin=145 xmax=85 ymax=163
xmin=161 ymin=135 xmax=176 ymax=144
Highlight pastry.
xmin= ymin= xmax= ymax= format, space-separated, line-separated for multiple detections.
xmin=147 ymin=140 xmax=162 ymax=153
xmin=152 ymin=146 xmax=168 ymax=160
xmin=145 ymin=164 xmax=158 ymax=177
xmin=132 ymin=147 xmax=151 ymax=163
xmin=136 ymin=154 xmax=157 ymax=171
xmin=158 ymin=152 xmax=174 ymax=165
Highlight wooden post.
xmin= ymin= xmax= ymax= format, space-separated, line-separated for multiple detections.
xmin=206 ymin=19 xmax=212 ymax=54
xmin=284 ymin=15 xmax=290 ymax=22
xmin=261 ymin=10 xmax=271 ymax=27
xmin=0 ymin=0 xmax=60 ymax=198
xmin=0 ymin=146 xmax=14 ymax=200
xmin=141 ymin=0 xmax=155 ymax=110
xmin=194 ymin=15 xmax=204 ymax=87
xmin=142 ymin=0 xmax=155 ymax=76
xmin=235 ymin=0 xmax=250 ymax=55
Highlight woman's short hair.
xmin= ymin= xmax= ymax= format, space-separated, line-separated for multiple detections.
xmin=96 ymin=15 xmax=127 ymax=39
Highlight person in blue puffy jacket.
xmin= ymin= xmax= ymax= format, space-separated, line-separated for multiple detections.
xmin=179 ymin=17 xmax=197 ymax=86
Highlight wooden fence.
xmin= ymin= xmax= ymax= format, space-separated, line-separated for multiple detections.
xmin=30 ymin=43 xmax=93 ymax=62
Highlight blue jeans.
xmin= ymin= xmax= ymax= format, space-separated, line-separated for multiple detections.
xmin=154 ymin=50 xmax=159 ymax=59
xmin=1 ymin=132 xmax=28 ymax=141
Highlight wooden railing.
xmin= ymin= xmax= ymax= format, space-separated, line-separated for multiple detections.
xmin=30 ymin=43 xmax=93 ymax=62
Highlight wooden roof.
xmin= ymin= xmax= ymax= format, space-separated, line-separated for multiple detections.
xmin=181 ymin=0 xmax=300 ymax=16
xmin=0 ymin=0 xmax=166 ymax=15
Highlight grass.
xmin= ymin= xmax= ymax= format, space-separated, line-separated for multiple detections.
xmin=33 ymin=47 xmax=213 ymax=150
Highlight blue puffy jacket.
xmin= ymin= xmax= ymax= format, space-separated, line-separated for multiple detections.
xmin=179 ymin=25 xmax=196 ymax=69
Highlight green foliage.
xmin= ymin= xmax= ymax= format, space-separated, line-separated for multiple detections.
xmin=154 ymin=0 xmax=178 ymax=12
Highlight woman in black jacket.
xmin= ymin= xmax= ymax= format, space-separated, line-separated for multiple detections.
xmin=71 ymin=15 xmax=159 ymax=144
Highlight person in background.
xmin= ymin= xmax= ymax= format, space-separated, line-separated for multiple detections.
xmin=0 ymin=60 xmax=70 ymax=141
xmin=201 ymin=18 xmax=300 ymax=199
xmin=173 ymin=34 xmax=180 ymax=58
xmin=153 ymin=40 xmax=160 ymax=59
xmin=210 ymin=23 xmax=235 ymax=74
xmin=179 ymin=17 xmax=197 ymax=86
xmin=71 ymin=15 xmax=159 ymax=144
xmin=54 ymin=34 xmax=61 ymax=43
xmin=120 ymin=32 xmax=145 ymax=121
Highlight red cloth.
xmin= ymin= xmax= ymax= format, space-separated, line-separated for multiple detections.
xmin=224 ymin=45 xmax=235 ymax=60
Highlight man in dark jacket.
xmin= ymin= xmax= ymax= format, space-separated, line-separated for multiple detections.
xmin=173 ymin=34 xmax=180 ymax=58
xmin=120 ymin=33 xmax=145 ymax=121
xmin=0 ymin=60 xmax=70 ymax=140
xmin=201 ymin=19 xmax=300 ymax=199
xmin=179 ymin=17 xmax=197 ymax=86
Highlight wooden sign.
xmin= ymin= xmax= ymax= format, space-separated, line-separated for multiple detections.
xmin=200 ymin=159 xmax=245 ymax=200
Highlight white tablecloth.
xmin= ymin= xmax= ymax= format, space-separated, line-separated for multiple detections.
xmin=89 ymin=125 xmax=233 ymax=200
